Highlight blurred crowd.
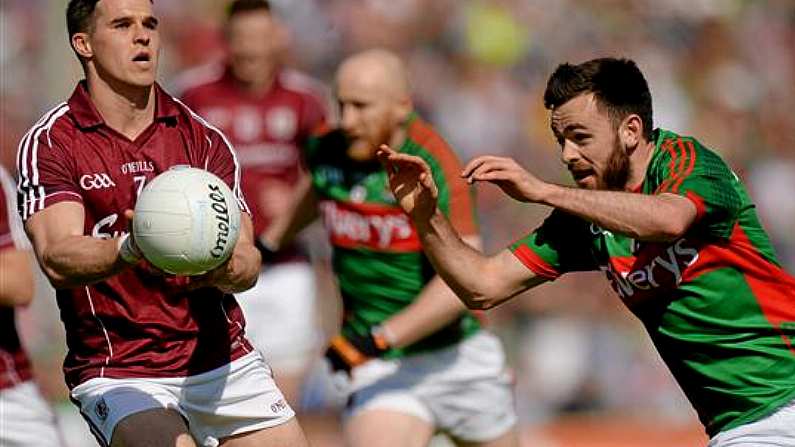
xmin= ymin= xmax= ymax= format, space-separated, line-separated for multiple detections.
xmin=2 ymin=0 xmax=794 ymax=445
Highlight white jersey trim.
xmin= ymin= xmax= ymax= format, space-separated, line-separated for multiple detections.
xmin=85 ymin=287 xmax=114 ymax=378
xmin=171 ymin=97 xmax=250 ymax=214
xmin=16 ymin=103 xmax=70 ymax=221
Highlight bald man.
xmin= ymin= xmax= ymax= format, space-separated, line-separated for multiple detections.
xmin=264 ymin=49 xmax=519 ymax=447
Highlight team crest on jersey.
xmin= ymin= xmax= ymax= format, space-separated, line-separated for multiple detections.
xmin=265 ymin=107 xmax=297 ymax=142
xmin=95 ymin=397 xmax=109 ymax=421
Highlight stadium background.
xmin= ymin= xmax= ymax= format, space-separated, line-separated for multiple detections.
xmin=2 ymin=0 xmax=794 ymax=445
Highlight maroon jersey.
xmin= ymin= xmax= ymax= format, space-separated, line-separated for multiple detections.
xmin=0 ymin=166 xmax=33 ymax=390
xmin=16 ymin=82 xmax=253 ymax=389
xmin=180 ymin=66 xmax=329 ymax=261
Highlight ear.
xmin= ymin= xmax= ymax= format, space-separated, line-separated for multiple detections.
xmin=620 ymin=114 xmax=643 ymax=151
xmin=72 ymin=33 xmax=93 ymax=60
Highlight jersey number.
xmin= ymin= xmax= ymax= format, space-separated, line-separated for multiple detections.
xmin=133 ymin=175 xmax=147 ymax=197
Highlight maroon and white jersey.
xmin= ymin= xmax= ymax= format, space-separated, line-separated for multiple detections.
xmin=0 ymin=166 xmax=33 ymax=390
xmin=16 ymin=82 xmax=253 ymax=389
xmin=180 ymin=67 xmax=329 ymax=261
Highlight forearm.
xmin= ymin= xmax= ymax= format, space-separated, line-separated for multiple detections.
xmin=261 ymin=176 xmax=318 ymax=249
xmin=382 ymin=273 xmax=469 ymax=349
xmin=542 ymin=185 xmax=694 ymax=241
xmin=40 ymin=236 xmax=129 ymax=288
xmin=416 ymin=211 xmax=528 ymax=309
xmin=0 ymin=250 xmax=35 ymax=306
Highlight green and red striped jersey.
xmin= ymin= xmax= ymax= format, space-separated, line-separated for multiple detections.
xmin=306 ymin=113 xmax=481 ymax=358
xmin=510 ymin=128 xmax=795 ymax=436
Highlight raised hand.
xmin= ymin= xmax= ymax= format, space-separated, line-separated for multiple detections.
xmin=376 ymin=144 xmax=438 ymax=222
xmin=461 ymin=155 xmax=551 ymax=203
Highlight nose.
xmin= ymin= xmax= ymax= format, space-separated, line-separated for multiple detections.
xmin=133 ymin=24 xmax=151 ymax=46
xmin=560 ymin=140 xmax=580 ymax=165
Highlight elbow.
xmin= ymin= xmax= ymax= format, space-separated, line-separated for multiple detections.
xmin=459 ymin=286 xmax=507 ymax=311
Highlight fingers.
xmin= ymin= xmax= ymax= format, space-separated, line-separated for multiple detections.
xmin=377 ymin=144 xmax=432 ymax=175
xmin=462 ymin=157 xmax=518 ymax=184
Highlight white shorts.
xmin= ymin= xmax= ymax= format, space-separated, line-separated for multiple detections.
xmin=708 ymin=398 xmax=795 ymax=446
xmin=0 ymin=381 xmax=61 ymax=447
xmin=235 ymin=262 xmax=318 ymax=373
xmin=345 ymin=331 xmax=517 ymax=443
xmin=70 ymin=351 xmax=295 ymax=447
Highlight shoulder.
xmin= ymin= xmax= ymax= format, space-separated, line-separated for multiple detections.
xmin=170 ymin=63 xmax=226 ymax=98
xmin=404 ymin=117 xmax=461 ymax=169
xmin=21 ymin=102 xmax=73 ymax=144
xmin=648 ymin=129 xmax=737 ymax=191
xmin=277 ymin=69 xmax=329 ymax=102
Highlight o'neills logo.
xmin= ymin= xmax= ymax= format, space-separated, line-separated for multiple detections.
xmin=319 ymin=200 xmax=421 ymax=251
xmin=603 ymin=239 xmax=699 ymax=302
xmin=208 ymin=183 xmax=231 ymax=258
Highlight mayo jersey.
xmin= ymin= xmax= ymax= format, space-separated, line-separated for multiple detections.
xmin=510 ymin=128 xmax=795 ymax=436
xmin=306 ymin=114 xmax=481 ymax=357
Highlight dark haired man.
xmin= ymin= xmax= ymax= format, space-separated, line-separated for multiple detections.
xmin=378 ymin=57 xmax=795 ymax=445
xmin=16 ymin=0 xmax=308 ymax=445
xmin=178 ymin=0 xmax=329 ymax=408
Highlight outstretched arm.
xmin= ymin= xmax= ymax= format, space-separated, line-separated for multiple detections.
xmin=461 ymin=156 xmax=697 ymax=242
xmin=377 ymin=145 xmax=546 ymax=309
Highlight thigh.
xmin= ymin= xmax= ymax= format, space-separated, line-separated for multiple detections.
xmin=345 ymin=409 xmax=435 ymax=447
xmin=0 ymin=382 xmax=61 ymax=447
xmin=418 ymin=332 xmax=518 ymax=444
xmin=110 ymin=408 xmax=195 ymax=447
xmin=181 ymin=352 xmax=296 ymax=447
xmin=70 ymin=377 xmax=183 ymax=447
xmin=220 ymin=418 xmax=308 ymax=447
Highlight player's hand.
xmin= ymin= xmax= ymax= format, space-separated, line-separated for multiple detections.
xmin=184 ymin=255 xmax=241 ymax=294
xmin=117 ymin=209 xmax=143 ymax=266
xmin=461 ymin=155 xmax=552 ymax=203
xmin=325 ymin=330 xmax=390 ymax=374
xmin=376 ymin=144 xmax=438 ymax=222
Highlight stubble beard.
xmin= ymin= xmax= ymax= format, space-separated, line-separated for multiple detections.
xmin=601 ymin=136 xmax=630 ymax=191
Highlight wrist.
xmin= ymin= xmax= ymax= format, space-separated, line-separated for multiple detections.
xmin=117 ymin=233 xmax=142 ymax=265
xmin=255 ymin=236 xmax=279 ymax=262
xmin=370 ymin=324 xmax=397 ymax=350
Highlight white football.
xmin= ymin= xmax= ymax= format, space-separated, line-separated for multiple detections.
xmin=133 ymin=166 xmax=241 ymax=275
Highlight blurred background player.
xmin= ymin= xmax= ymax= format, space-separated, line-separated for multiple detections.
xmin=178 ymin=0 xmax=329 ymax=407
xmin=15 ymin=0 xmax=308 ymax=445
xmin=265 ymin=48 xmax=519 ymax=447
xmin=377 ymin=57 xmax=795 ymax=446
xmin=0 ymin=165 xmax=62 ymax=447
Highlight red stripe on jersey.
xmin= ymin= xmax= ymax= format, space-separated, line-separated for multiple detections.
xmin=684 ymin=190 xmax=707 ymax=222
xmin=655 ymin=139 xmax=679 ymax=193
xmin=512 ymin=245 xmax=559 ymax=279
xmin=671 ymin=140 xmax=697 ymax=193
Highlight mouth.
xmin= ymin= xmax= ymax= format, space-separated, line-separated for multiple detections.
xmin=132 ymin=51 xmax=152 ymax=66
xmin=569 ymin=167 xmax=595 ymax=185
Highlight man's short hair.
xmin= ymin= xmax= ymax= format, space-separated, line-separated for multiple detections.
xmin=66 ymin=0 xmax=101 ymax=38
xmin=544 ymin=57 xmax=654 ymax=141
xmin=227 ymin=0 xmax=271 ymax=20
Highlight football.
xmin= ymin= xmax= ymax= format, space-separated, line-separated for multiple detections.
xmin=133 ymin=166 xmax=241 ymax=275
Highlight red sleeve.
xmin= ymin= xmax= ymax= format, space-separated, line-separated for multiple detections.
xmin=16 ymin=109 xmax=82 ymax=221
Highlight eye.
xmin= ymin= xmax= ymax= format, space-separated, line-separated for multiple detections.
xmin=573 ymin=133 xmax=590 ymax=143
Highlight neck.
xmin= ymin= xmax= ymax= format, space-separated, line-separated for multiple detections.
xmin=626 ymin=139 xmax=656 ymax=190
xmin=86 ymin=71 xmax=156 ymax=140
xmin=236 ymin=70 xmax=277 ymax=96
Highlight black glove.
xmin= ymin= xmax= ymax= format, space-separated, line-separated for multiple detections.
xmin=325 ymin=328 xmax=390 ymax=374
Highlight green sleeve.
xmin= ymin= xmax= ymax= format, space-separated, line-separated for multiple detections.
xmin=509 ymin=210 xmax=598 ymax=278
